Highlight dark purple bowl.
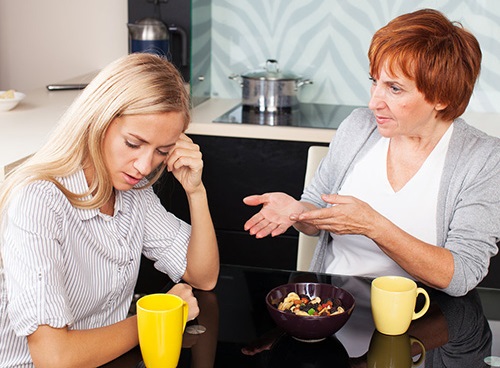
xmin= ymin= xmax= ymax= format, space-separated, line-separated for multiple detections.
xmin=266 ymin=283 xmax=355 ymax=342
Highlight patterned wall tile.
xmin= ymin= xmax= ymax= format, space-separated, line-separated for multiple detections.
xmin=197 ymin=0 xmax=500 ymax=113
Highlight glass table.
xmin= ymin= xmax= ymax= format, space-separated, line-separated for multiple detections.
xmin=102 ymin=264 xmax=500 ymax=367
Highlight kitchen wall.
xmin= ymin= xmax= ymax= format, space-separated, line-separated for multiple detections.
xmin=206 ymin=0 xmax=500 ymax=114
xmin=0 ymin=0 xmax=128 ymax=92
xmin=2 ymin=0 xmax=498 ymax=116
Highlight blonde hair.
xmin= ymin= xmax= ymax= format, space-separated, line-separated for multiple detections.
xmin=0 ymin=53 xmax=190 ymax=220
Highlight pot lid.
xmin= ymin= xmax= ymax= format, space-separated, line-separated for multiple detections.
xmin=242 ymin=59 xmax=301 ymax=81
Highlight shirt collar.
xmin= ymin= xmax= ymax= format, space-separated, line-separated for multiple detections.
xmin=58 ymin=169 xmax=126 ymax=221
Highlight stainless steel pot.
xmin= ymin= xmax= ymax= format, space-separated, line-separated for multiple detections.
xmin=229 ymin=59 xmax=312 ymax=113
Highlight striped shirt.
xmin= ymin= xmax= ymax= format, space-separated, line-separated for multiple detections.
xmin=0 ymin=169 xmax=191 ymax=366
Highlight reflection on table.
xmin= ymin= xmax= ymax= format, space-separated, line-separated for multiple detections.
xmin=102 ymin=264 xmax=496 ymax=368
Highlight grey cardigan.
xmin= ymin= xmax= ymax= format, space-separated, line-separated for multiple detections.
xmin=302 ymin=108 xmax=500 ymax=296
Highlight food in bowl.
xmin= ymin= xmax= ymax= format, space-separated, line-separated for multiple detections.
xmin=277 ymin=292 xmax=345 ymax=316
xmin=266 ymin=283 xmax=355 ymax=342
xmin=0 ymin=89 xmax=15 ymax=99
xmin=0 ymin=90 xmax=26 ymax=111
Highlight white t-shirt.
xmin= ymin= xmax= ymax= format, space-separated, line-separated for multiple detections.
xmin=324 ymin=125 xmax=453 ymax=277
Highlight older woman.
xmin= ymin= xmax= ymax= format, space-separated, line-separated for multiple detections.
xmin=0 ymin=53 xmax=219 ymax=366
xmin=244 ymin=9 xmax=500 ymax=297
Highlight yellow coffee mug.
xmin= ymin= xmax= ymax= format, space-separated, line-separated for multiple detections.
xmin=371 ymin=276 xmax=430 ymax=336
xmin=137 ymin=293 xmax=189 ymax=368
xmin=367 ymin=330 xmax=425 ymax=368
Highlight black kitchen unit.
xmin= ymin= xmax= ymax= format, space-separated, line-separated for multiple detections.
xmin=134 ymin=135 xmax=328 ymax=294
xmin=158 ymin=135 xmax=328 ymax=267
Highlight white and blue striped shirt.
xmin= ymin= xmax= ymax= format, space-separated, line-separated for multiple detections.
xmin=0 ymin=169 xmax=191 ymax=366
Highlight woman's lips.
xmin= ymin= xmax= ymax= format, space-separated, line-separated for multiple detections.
xmin=123 ymin=173 xmax=141 ymax=186
xmin=375 ymin=115 xmax=391 ymax=125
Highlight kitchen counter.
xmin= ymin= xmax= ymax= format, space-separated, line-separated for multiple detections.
xmin=0 ymin=85 xmax=77 ymax=181
xmin=189 ymin=98 xmax=337 ymax=142
xmin=1 ymin=74 xmax=499 ymax=181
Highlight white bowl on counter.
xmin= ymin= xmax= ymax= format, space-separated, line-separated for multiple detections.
xmin=0 ymin=91 xmax=26 ymax=111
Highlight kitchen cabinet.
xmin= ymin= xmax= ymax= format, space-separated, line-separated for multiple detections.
xmin=134 ymin=135 xmax=328 ymax=293
xmin=158 ymin=135 xmax=328 ymax=267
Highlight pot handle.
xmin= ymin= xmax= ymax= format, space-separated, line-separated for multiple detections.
xmin=168 ymin=24 xmax=188 ymax=66
xmin=296 ymin=79 xmax=313 ymax=90
xmin=229 ymin=74 xmax=243 ymax=87
xmin=266 ymin=59 xmax=279 ymax=73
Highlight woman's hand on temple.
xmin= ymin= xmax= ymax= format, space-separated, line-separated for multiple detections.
xmin=166 ymin=134 xmax=204 ymax=195
xmin=243 ymin=192 xmax=305 ymax=238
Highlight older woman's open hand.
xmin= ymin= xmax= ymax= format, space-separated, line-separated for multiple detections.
xmin=243 ymin=192 xmax=305 ymax=238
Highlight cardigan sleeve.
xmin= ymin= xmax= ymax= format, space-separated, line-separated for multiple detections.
xmin=439 ymin=121 xmax=500 ymax=296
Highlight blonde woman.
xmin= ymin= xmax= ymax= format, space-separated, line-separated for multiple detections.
xmin=0 ymin=53 xmax=219 ymax=367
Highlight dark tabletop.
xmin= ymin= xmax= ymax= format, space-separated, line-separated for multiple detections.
xmin=102 ymin=264 xmax=500 ymax=368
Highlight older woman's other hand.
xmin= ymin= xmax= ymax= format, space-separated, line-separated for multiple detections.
xmin=297 ymin=194 xmax=383 ymax=239
xmin=167 ymin=283 xmax=200 ymax=321
xmin=243 ymin=192 xmax=304 ymax=238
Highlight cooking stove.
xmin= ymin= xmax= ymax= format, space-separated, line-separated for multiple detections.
xmin=212 ymin=103 xmax=364 ymax=129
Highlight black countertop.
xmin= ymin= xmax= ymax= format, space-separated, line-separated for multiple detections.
xmin=103 ymin=264 xmax=500 ymax=368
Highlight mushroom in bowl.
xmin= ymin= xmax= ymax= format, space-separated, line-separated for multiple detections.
xmin=266 ymin=282 xmax=355 ymax=342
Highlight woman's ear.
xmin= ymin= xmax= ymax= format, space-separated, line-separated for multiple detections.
xmin=435 ymin=102 xmax=448 ymax=111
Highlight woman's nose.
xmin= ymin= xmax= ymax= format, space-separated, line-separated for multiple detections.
xmin=134 ymin=154 xmax=154 ymax=176
xmin=368 ymin=85 xmax=385 ymax=110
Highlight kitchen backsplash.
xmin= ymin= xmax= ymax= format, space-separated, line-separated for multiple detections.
xmin=199 ymin=0 xmax=500 ymax=114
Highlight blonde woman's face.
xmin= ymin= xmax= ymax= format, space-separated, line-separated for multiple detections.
xmin=102 ymin=112 xmax=185 ymax=191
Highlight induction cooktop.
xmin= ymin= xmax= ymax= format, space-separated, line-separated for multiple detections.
xmin=212 ymin=103 xmax=365 ymax=129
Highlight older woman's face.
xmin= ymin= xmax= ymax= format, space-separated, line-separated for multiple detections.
xmin=102 ymin=112 xmax=185 ymax=191
xmin=368 ymin=65 xmax=444 ymax=138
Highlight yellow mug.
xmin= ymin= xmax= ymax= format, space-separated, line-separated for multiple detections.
xmin=371 ymin=276 xmax=430 ymax=336
xmin=137 ymin=293 xmax=189 ymax=368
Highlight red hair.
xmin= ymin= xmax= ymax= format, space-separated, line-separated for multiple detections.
xmin=368 ymin=9 xmax=481 ymax=121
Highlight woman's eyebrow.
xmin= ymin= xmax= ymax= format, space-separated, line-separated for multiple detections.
xmin=129 ymin=133 xmax=148 ymax=144
xmin=382 ymin=78 xmax=405 ymax=88
xmin=159 ymin=143 xmax=176 ymax=150
xmin=129 ymin=133 xmax=176 ymax=149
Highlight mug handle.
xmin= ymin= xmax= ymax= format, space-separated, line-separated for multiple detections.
xmin=410 ymin=336 xmax=426 ymax=367
xmin=412 ymin=288 xmax=430 ymax=321
xmin=182 ymin=301 xmax=189 ymax=332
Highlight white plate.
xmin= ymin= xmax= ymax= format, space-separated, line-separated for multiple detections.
xmin=0 ymin=91 xmax=26 ymax=111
